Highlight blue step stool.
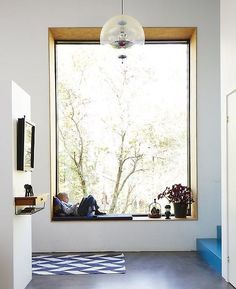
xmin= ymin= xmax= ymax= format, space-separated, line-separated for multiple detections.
xmin=196 ymin=226 xmax=222 ymax=274
xmin=217 ymin=225 xmax=221 ymax=240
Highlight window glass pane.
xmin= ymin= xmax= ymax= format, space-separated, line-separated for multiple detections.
xmin=56 ymin=43 xmax=189 ymax=214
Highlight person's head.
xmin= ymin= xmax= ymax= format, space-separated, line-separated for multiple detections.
xmin=57 ymin=193 xmax=69 ymax=203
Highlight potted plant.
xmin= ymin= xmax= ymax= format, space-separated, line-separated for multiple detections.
xmin=157 ymin=184 xmax=194 ymax=218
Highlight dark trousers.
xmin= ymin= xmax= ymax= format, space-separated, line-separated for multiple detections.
xmin=77 ymin=195 xmax=99 ymax=216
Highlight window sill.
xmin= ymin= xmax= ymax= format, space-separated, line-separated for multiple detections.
xmin=52 ymin=215 xmax=197 ymax=222
xmin=132 ymin=216 xmax=197 ymax=221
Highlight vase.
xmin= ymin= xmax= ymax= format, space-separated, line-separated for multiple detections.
xmin=148 ymin=199 xmax=161 ymax=218
xmin=174 ymin=203 xmax=188 ymax=218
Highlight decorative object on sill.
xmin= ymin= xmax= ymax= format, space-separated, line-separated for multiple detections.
xmin=164 ymin=204 xmax=171 ymax=219
xmin=148 ymin=198 xmax=161 ymax=218
xmin=158 ymin=184 xmax=194 ymax=218
xmin=32 ymin=253 xmax=126 ymax=275
xmin=173 ymin=203 xmax=188 ymax=218
xmin=24 ymin=184 xmax=34 ymax=197
xmin=100 ymin=0 xmax=145 ymax=62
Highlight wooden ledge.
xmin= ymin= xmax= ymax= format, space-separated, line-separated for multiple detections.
xmin=49 ymin=27 xmax=196 ymax=41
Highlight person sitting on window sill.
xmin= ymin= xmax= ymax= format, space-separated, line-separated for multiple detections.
xmin=57 ymin=193 xmax=106 ymax=217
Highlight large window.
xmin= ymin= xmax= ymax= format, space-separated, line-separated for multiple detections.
xmin=50 ymin=27 xmax=197 ymax=218
xmin=55 ymin=40 xmax=191 ymax=215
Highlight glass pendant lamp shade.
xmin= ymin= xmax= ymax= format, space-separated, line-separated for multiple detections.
xmin=100 ymin=15 xmax=145 ymax=49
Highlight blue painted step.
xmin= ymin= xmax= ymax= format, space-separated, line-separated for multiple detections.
xmin=197 ymin=238 xmax=221 ymax=274
xmin=217 ymin=225 xmax=221 ymax=240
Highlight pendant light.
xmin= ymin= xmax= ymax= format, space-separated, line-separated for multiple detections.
xmin=100 ymin=0 xmax=145 ymax=49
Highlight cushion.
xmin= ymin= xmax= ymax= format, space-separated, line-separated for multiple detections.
xmin=53 ymin=196 xmax=64 ymax=216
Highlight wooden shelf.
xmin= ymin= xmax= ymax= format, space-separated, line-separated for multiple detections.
xmin=15 ymin=194 xmax=47 ymax=215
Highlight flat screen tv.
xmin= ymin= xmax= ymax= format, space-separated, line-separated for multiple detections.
xmin=17 ymin=116 xmax=35 ymax=171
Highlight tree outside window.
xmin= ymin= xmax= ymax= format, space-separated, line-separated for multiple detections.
xmin=56 ymin=43 xmax=189 ymax=214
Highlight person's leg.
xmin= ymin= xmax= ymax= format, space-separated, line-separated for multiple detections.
xmin=77 ymin=195 xmax=96 ymax=216
xmin=77 ymin=195 xmax=106 ymax=216
xmin=86 ymin=195 xmax=106 ymax=215
xmin=88 ymin=196 xmax=106 ymax=215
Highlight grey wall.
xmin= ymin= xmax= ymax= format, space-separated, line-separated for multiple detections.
xmin=0 ymin=0 xmax=221 ymax=252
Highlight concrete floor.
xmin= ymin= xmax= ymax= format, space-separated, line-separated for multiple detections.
xmin=26 ymin=252 xmax=234 ymax=289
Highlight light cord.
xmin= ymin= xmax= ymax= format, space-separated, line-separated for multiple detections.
xmin=121 ymin=0 xmax=124 ymax=15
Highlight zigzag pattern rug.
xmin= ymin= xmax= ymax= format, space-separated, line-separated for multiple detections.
xmin=32 ymin=253 xmax=126 ymax=275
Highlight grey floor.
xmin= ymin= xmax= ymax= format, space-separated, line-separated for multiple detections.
xmin=26 ymin=252 xmax=234 ymax=289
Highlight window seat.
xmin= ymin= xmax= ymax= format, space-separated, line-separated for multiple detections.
xmin=52 ymin=214 xmax=133 ymax=221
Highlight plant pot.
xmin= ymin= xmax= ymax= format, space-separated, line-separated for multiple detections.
xmin=174 ymin=203 xmax=188 ymax=218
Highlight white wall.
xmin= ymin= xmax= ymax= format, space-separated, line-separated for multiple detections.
xmin=0 ymin=81 xmax=32 ymax=289
xmin=12 ymin=82 xmax=32 ymax=289
xmin=0 ymin=82 xmax=14 ymax=289
xmin=220 ymin=0 xmax=236 ymax=281
xmin=0 ymin=0 xmax=221 ymax=253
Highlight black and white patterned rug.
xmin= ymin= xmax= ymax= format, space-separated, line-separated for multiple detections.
xmin=32 ymin=253 xmax=126 ymax=275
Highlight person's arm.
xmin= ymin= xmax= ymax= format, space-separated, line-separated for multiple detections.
xmin=61 ymin=201 xmax=77 ymax=215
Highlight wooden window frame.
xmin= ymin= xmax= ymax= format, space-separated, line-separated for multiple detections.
xmin=49 ymin=27 xmax=197 ymax=220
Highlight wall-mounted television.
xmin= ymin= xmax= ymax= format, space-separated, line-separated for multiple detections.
xmin=17 ymin=116 xmax=35 ymax=171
